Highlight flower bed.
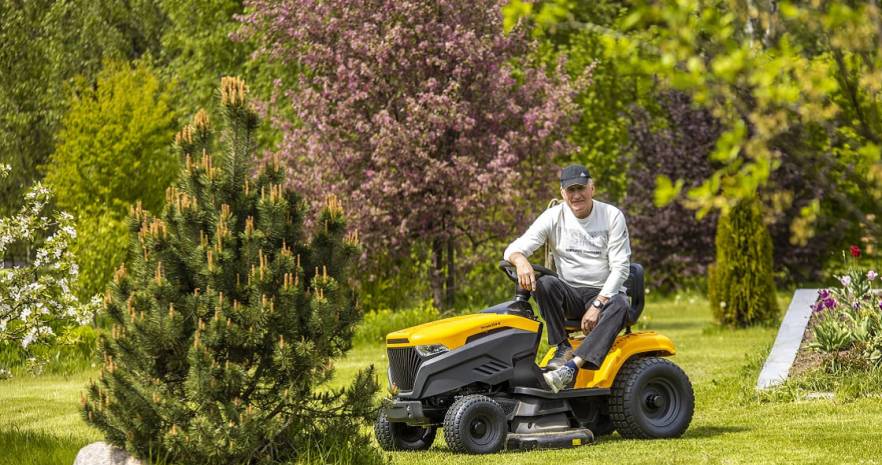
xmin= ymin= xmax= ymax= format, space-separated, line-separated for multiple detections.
xmin=790 ymin=248 xmax=882 ymax=392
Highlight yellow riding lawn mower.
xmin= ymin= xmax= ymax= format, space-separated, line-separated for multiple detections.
xmin=374 ymin=261 xmax=694 ymax=454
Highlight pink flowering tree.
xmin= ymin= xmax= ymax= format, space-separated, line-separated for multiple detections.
xmin=241 ymin=0 xmax=581 ymax=308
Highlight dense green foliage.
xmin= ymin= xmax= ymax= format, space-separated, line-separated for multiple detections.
xmin=0 ymin=0 xmax=254 ymax=261
xmin=71 ymin=208 xmax=130 ymax=302
xmin=44 ymin=60 xmax=179 ymax=299
xmin=0 ymin=0 xmax=166 ymax=218
xmin=0 ymin=1 xmax=59 ymax=220
xmin=606 ymin=1 xmax=882 ymax=249
xmin=160 ymin=0 xmax=251 ymax=112
xmin=708 ymin=197 xmax=779 ymax=326
xmin=622 ymin=92 xmax=722 ymax=290
xmin=502 ymin=1 xmax=882 ymax=294
xmin=82 ymin=78 xmax=380 ymax=464
xmin=46 ymin=61 xmax=178 ymax=215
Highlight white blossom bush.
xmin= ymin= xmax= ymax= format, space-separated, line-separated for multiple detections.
xmin=0 ymin=164 xmax=98 ymax=352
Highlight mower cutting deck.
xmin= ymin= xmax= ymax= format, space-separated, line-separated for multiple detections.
xmin=374 ymin=261 xmax=694 ymax=453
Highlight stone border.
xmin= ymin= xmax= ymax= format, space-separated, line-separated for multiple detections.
xmin=756 ymin=288 xmax=818 ymax=390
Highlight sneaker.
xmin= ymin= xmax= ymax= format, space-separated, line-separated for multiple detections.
xmin=545 ymin=344 xmax=573 ymax=370
xmin=543 ymin=365 xmax=576 ymax=393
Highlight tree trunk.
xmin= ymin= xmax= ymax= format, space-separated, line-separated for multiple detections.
xmin=445 ymin=236 xmax=455 ymax=309
xmin=431 ymin=237 xmax=445 ymax=310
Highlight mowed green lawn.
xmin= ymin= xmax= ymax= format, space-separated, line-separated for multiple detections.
xmin=338 ymin=294 xmax=882 ymax=465
xmin=3 ymin=294 xmax=882 ymax=465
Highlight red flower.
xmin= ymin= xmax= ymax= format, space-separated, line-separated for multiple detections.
xmin=850 ymin=245 xmax=861 ymax=257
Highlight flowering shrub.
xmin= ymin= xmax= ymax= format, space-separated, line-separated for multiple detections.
xmin=241 ymin=0 xmax=582 ymax=308
xmin=810 ymin=247 xmax=882 ymax=368
xmin=0 ymin=164 xmax=98 ymax=352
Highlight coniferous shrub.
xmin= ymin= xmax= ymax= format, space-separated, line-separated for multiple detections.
xmin=708 ymin=196 xmax=779 ymax=326
xmin=82 ymin=77 xmax=381 ymax=465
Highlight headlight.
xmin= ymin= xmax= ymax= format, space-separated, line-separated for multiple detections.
xmin=414 ymin=344 xmax=449 ymax=357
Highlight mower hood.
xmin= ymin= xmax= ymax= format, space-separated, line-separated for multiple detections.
xmin=385 ymin=313 xmax=540 ymax=351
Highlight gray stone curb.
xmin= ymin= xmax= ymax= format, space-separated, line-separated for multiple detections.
xmin=756 ymin=288 xmax=818 ymax=390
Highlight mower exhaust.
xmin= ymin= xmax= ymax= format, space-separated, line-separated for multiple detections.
xmin=505 ymin=428 xmax=594 ymax=451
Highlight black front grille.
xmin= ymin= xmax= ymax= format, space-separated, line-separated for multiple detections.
xmin=388 ymin=347 xmax=422 ymax=391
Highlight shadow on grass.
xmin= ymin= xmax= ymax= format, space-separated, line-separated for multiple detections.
xmin=0 ymin=428 xmax=84 ymax=465
xmin=594 ymin=425 xmax=749 ymax=444
xmin=685 ymin=425 xmax=749 ymax=438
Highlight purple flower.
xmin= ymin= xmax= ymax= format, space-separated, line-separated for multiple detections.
xmin=824 ymin=298 xmax=837 ymax=309
xmin=818 ymin=289 xmax=830 ymax=299
xmin=840 ymin=275 xmax=852 ymax=287
xmin=868 ymin=270 xmax=878 ymax=281
xmin=852 ymin=301 xmax=861 ymax=310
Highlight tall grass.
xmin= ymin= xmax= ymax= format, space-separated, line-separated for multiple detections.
xmin=0 ymin=428 xmax=86 ymax=465
xmin=759 ymin=366 xmax=882 ymax=402
xmin=0 ymin=326 xmax=98 ymax=378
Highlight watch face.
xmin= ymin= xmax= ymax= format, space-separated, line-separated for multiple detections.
xmin=593 ymin=300 xmax=602 ymax=308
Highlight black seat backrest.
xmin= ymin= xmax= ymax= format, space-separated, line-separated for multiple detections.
xmin=624 ymin=263 xmax=645 ymax=325
xmin=563 ymin=262 xmax=645 ymax=331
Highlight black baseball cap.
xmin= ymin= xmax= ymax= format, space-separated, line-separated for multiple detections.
xmin=560 ymin=164 xmax=591 ymax=189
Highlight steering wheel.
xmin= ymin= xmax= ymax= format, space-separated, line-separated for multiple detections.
xmin=498 ymin=260 xmax=557 ymax=286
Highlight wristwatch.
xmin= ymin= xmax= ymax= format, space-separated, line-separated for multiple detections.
xmin=591 ymin=299 xmax=603 ymax=309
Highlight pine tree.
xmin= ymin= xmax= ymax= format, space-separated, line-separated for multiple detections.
xmin=708 ymin=196 xmax=779 ymax=327
xmin=82 ymin=77 xmax=381 ymax=465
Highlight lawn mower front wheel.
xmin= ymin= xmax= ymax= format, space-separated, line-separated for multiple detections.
xmin=374 ymin=411 xmax=437 ymax=451
xmin=443 ymin=394 xmax=507 ymax=454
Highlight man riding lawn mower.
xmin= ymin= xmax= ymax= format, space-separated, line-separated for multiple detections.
xmin=374 ymin=165 xmax=694 ymax=453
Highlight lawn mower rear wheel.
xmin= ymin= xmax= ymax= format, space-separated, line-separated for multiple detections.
xmin=610 ymin=356 xmax=694 ymax=439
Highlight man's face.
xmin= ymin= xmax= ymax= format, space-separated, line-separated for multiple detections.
xmin=560 ymin=182 xmax=594 ymax=219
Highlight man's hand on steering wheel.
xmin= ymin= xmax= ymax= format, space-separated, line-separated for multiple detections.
xmin=510 ymin=253 xmax=536 ymax=291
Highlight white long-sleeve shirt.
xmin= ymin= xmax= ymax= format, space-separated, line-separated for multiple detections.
xmin=503 ymin=200 xmax=631 ymax=297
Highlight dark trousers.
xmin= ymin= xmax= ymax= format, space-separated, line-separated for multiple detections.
xmin=533 ymin=275 xmax=636 ymax=370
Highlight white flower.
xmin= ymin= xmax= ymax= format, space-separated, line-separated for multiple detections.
xmin=21 ymin=328 xmax=37 ymax=348
xmin=840 ymin=275 xmax=852 ymax=286
xmin=868 ymin=270 xmax=878 ymax=282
